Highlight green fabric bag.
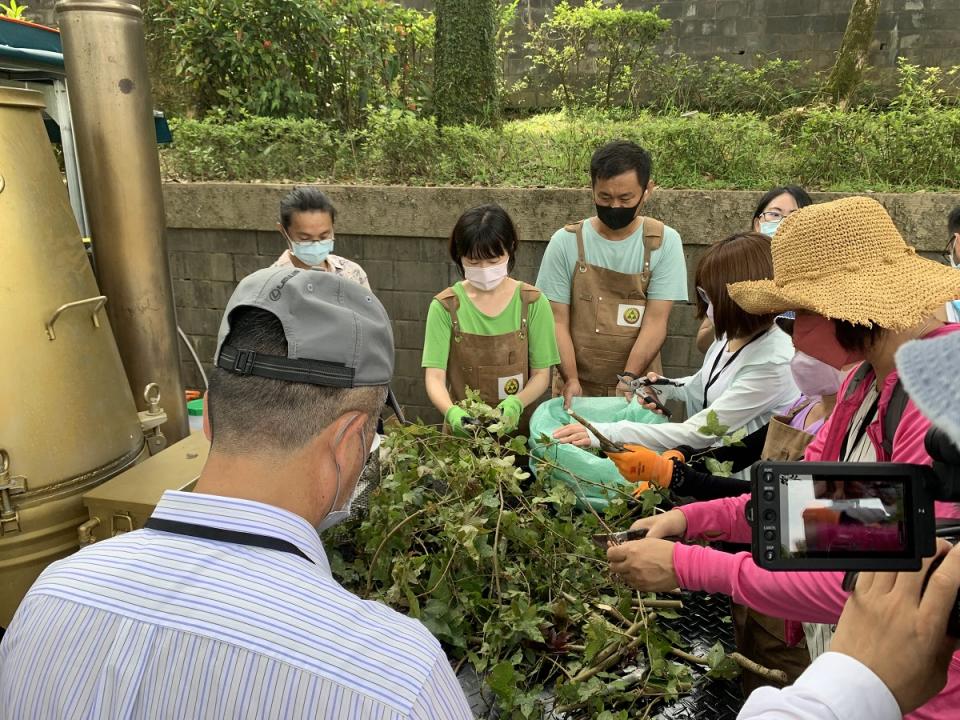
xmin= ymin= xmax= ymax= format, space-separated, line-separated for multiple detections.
xmin=527 ymin=396 xmax=668 ymax=511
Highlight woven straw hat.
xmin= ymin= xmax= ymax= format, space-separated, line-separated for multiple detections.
xmin=728 ymin=197 xmax=960 ymax=331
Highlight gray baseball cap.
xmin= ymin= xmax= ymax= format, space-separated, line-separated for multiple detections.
xmin=214 ymin=267 xmax=394 ymax=387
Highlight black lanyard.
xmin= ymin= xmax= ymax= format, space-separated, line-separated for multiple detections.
xmin=701 ymin=330 xmax=768 ymax=408
xmin=839 ymin=393 xmax=880 ymax=461
xmin=144 ymin=517 xmax=315 ymax=564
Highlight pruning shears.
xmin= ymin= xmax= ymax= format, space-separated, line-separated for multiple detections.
xmin=616 ymin=372 xmax=684 ymax=419
xmin=462 ymin=416 xmax=497 ymax=432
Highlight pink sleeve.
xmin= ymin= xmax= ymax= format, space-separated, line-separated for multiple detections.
xmin=679 ymin=494 xmax=752 ymax=544
xmin=673 ymin=543 xmax=848 ymax=624
xmin=890 ymin=400 xmax=933 ymax=465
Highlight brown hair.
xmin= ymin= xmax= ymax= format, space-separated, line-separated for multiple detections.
xmin=697 ymin=232 xmax=778 ymax=340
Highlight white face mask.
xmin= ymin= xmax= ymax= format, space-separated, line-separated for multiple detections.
xmin=790 ymin=351 xmax=844 ymax=398
xmin=464 ymin=259 xmax=509 ymax=291
xmin=705 ymin=301 xmax=715 ymax=322
xmin=315 ymin=423 xmax=376 ymax=533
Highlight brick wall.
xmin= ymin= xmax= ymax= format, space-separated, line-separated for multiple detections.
xmin=164 ymin=184 xmax=959 ymax=424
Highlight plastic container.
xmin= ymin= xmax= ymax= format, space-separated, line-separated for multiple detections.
xmin=187 ymin=398 xmax=204 ymax=433
xmin=528 ymin=396 xmax=668 ymax=510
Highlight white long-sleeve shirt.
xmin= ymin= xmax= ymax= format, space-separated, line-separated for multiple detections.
xmin=738 ymin=651 xmax=900 ymax=720
xmin=590 ymin=326 xmax=799 ymax=452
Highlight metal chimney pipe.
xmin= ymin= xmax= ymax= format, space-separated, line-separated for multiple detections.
xmin=56 ymin=0 xmax=189 ymax=442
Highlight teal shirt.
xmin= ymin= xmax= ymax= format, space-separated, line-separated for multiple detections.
xmin=535 ymin=218 xmax=689 ymax=305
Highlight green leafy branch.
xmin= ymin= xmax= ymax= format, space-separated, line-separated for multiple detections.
xmin=329 ymin=398 xmax=746 ymax=718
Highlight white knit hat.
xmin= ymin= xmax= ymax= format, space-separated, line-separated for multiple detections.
xmin=895 ymin=330 xmax=960 ymax=449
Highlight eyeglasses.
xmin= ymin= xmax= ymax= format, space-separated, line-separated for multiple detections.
xmin=696 ymin=286 xmax=711 ymax=305
xmin=281 ymin=229 xmax=334 ymax=245
xmin=758 ymin=210 xmax=790 ymax=223
xmin=943 ymin=236 xmax=958 ymax=265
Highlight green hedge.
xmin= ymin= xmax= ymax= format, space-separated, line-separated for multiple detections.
xmin=160 ymin=107 xmax=960 ymax=192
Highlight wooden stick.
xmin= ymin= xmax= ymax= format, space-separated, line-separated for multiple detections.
xmin=567 ymin=409 xmax=624 ymax=453
xmin=668 ymin=647 xmax=789 ymax=685
xmin=729 ymin=652 xmax=790 ymax=685
xmin=633 ymin=599 xmax=684 ymax=610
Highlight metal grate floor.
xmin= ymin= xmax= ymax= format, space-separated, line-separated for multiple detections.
xmin=655 ymin=592 xmax=744 ymax=720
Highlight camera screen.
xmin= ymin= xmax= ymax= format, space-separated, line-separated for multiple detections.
xmin=778 ymin=473 xmax=912 ymax=559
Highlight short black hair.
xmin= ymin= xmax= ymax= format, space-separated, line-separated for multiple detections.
xmin=834 ymin=320 xmax=886 ymax=353
xmin=448 ymin=204 xmax=519 ymax=276
xmin=208 ymin=307 xmax=384 ymax=454
xmin=948 ymin=206 xmax=960 ymax=235
xmin=279 ymin=187 xmax=337 ymax=230
xmin=752 ymin=186 xmax=814 ymax=221
xmin=589 ymin=140 xmax=652 ymax=188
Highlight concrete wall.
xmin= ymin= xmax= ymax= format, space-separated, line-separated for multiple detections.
xmin=164 ymin=184 xmax=959 ymax=423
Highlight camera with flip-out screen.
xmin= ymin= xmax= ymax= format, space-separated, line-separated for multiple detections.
xmin=751 ymin=426 xmax=960 ymax=572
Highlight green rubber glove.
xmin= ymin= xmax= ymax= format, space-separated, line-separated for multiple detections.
xmin=497 ymin=395 xmax=524 ymax=432
xmin=445 ymin=405 xmax=471 ymax=437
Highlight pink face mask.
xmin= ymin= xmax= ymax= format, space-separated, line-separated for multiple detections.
xmin=792 ymin=313 xmax=865 ymax=370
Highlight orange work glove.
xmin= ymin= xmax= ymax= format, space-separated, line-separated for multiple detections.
xmin=607 ymin=445 xmax=684 ymax=493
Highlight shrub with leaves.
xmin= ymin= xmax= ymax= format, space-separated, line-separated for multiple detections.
xmin=144 ymin=0 xmax=433 ymax=127
xmin=330 ymin=394 xmax=739 ymax=718
xmin=525 ymin=1 xmax=670 ymax=110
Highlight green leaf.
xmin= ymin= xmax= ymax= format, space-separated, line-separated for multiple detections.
xmin=697 ymin=409 xmax=729 ymax=438
xmin=487 ymin=661 xmax=518 ymax=702
xmin=705 ymin=458 xmax=735 ymax=477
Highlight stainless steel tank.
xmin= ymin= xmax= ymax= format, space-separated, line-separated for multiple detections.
xmin=0 ymin=86 xmax=147 ymax=627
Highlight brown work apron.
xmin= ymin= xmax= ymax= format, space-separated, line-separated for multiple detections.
xmin=436 ymin=282 xmax=541 ymax=433
xmin=557 ymin=217 xmax=665 ymax=398
xmin=732 ymin=399 xmax=817 ymax=693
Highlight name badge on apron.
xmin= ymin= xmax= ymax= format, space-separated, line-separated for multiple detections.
xmin=498 ymin=374 xmax=524 ymax=400
xmin=617 ymin=304 xmax=645 ymax=328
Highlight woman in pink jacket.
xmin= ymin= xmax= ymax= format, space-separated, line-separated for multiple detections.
xmin=606 ymin=197 xmax=960 ymax=720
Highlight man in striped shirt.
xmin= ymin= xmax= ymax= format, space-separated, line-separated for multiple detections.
xmin=0 ymin=268 xmax=473 ymax=719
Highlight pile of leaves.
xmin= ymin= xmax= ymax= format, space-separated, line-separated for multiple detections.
xmin=330 ymin=395 xmax=739 ymax=719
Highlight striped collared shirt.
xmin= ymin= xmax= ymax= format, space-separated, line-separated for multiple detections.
xmin=0 ymin=491 xmax=472 ymax=719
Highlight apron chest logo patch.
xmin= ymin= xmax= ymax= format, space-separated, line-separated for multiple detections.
xmin=618 ymin=304 xmax=644 ymax=327
xmin=498 ymin=374 xmax=523 ymax=399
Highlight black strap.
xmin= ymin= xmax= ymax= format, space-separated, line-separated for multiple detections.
xmin=842 ymin=362 xmax=909 ymax=458
xmin=217 ymin=344 xmax=355 ymax=388
xmin=701 ymin=329 xmax=768 ymax=408
xmin=882 ymin=380 xmax=908 ymax=457
xmin=144 ymin=518 xmax=315 ymax=564
xmin=839 ymin=393 xmax=880 ymax=460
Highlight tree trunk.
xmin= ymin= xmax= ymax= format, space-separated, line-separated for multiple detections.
xmin=824 ymin=0 xmax=881 ymax=106
xmin=434 ymin=0 xmax=499 ymax=126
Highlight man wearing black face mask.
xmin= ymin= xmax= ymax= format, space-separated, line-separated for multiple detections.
xmin=536 ymin=140 xmax=689 ymax=407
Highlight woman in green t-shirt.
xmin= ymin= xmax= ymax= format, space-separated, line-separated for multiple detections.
xmin=422 ymin=205 xmax=560 ymax=434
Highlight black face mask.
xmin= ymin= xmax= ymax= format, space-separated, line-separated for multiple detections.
xmin=595 ymin=196 xmax=642 ymax=231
